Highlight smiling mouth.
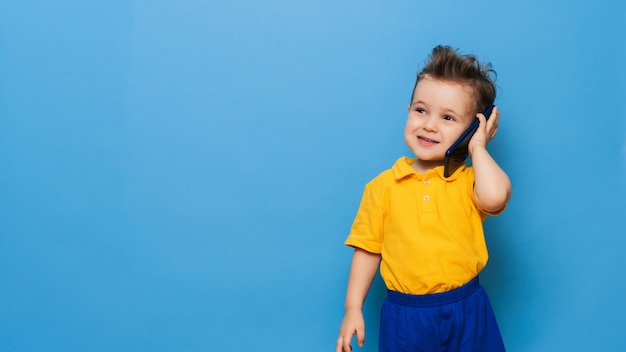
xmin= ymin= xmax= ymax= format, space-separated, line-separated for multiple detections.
xmin=418 ymin=136 xmax=439 ymax=145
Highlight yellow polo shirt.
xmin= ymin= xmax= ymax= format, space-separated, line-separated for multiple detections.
xmin=345 ymin=157 xmax=503 ymax=294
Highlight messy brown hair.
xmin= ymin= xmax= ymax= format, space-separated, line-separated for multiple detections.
xmin=410 ymin=45 xmax=496 ymax=112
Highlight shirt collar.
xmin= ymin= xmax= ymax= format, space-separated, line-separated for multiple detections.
xmin=392 ymin=156 xmax=466 ymax=181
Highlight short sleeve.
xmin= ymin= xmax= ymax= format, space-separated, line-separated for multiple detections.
xmin=344 ymin=182 xmax=384 ymax=254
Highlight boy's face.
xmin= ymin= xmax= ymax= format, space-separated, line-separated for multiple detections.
xmin=405 ymin=76 xmax=476 ymax=167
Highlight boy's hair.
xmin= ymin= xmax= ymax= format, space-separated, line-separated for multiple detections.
xmin=410 ymin=45 xmax=496 ymax=112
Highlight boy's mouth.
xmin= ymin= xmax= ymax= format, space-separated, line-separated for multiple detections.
xmin=418 ymin=136 xmax=439 ymax=145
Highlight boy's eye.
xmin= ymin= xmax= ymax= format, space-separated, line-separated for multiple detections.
xmin=443 ymin=115 xmax=455 ymax=121
xmin=416 ymin=108 xmax=426 ymax=114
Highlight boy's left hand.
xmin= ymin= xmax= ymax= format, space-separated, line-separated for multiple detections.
xmin=468 ymin=106 xmax=499 ymax=156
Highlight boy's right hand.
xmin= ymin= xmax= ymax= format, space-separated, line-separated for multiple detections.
xmin=336 ymin=309 xmax=365 ymax=352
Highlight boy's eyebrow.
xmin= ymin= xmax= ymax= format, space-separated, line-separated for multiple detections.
xmin=410 ymin=101 xmax=463 ymax=116
xmin=442 ymin=107 xmax=463 ymax=116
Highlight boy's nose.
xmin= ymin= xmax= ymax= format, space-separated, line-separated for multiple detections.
xmin=423 ymin=116 xmax=438 ymax=132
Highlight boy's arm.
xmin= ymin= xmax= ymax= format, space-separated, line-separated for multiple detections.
xmin=336 ymin=248 xmax=381 ymax=352
xmin=468 ymin=106 xmax=512 ymax=213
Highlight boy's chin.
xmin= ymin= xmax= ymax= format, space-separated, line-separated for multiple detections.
xmin=413 ymin=156 xmax=445 ymax=165
xmin=413 ymin=153 xmax=445 ymax=162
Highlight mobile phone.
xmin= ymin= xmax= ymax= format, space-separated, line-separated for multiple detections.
xmin=443 ymin=104 xmax=495 ymax=178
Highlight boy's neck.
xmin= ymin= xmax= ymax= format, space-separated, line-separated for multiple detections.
xmin=411 ymin=159 xmax=444 ymax=174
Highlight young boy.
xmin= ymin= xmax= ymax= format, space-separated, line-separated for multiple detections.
xmin=336 ymin=46 xmax=511 ymax=352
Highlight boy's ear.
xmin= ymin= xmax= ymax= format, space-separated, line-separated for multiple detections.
xmin=407 ymin=104 xmax=411 ymax=112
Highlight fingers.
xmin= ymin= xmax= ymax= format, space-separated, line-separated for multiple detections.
xmin=488 ymin=106 xmax=500 ymax=131
xmin=477 ymin=106 xmax=500 ymax=140
xmin=337 ymin=327 xmax=364 ymax=352
xmin=336 ymin=335 xmax=352 ymax=352
xmin=356 ymin=325 xmax=365 ymax=347
xmin=337 ymin=311 xmax=366 ymax=351
xmin=477 ymin=105 xmax=497 ymax=123
xmin=489 ymin=106 xmax=500 ymax=139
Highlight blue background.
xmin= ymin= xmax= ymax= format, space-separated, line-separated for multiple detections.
xmin=1 ymin=1 xmax=625 ymax=351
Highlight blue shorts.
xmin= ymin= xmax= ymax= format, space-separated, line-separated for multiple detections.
xmin=379 ymin=277 xmax=505 ymax=352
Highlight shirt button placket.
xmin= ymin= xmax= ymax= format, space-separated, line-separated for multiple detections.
xmin=422 ymin=178 xmax=434 ymax=213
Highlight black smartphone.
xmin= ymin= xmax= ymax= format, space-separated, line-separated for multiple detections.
xmin=443 ymin=104 xmax=495 ymax=178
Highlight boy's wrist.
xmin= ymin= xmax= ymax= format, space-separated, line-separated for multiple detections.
xmin=344 ymin=303 xmax=364 ymax=312
xmin=468 ymin=144 xmax=486 ymax=158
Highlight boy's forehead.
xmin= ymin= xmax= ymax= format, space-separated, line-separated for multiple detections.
xmin=412 ymin=76 xmax=477 ymax=110
xmin=413 ymin=76 xmax=473 ymax=94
